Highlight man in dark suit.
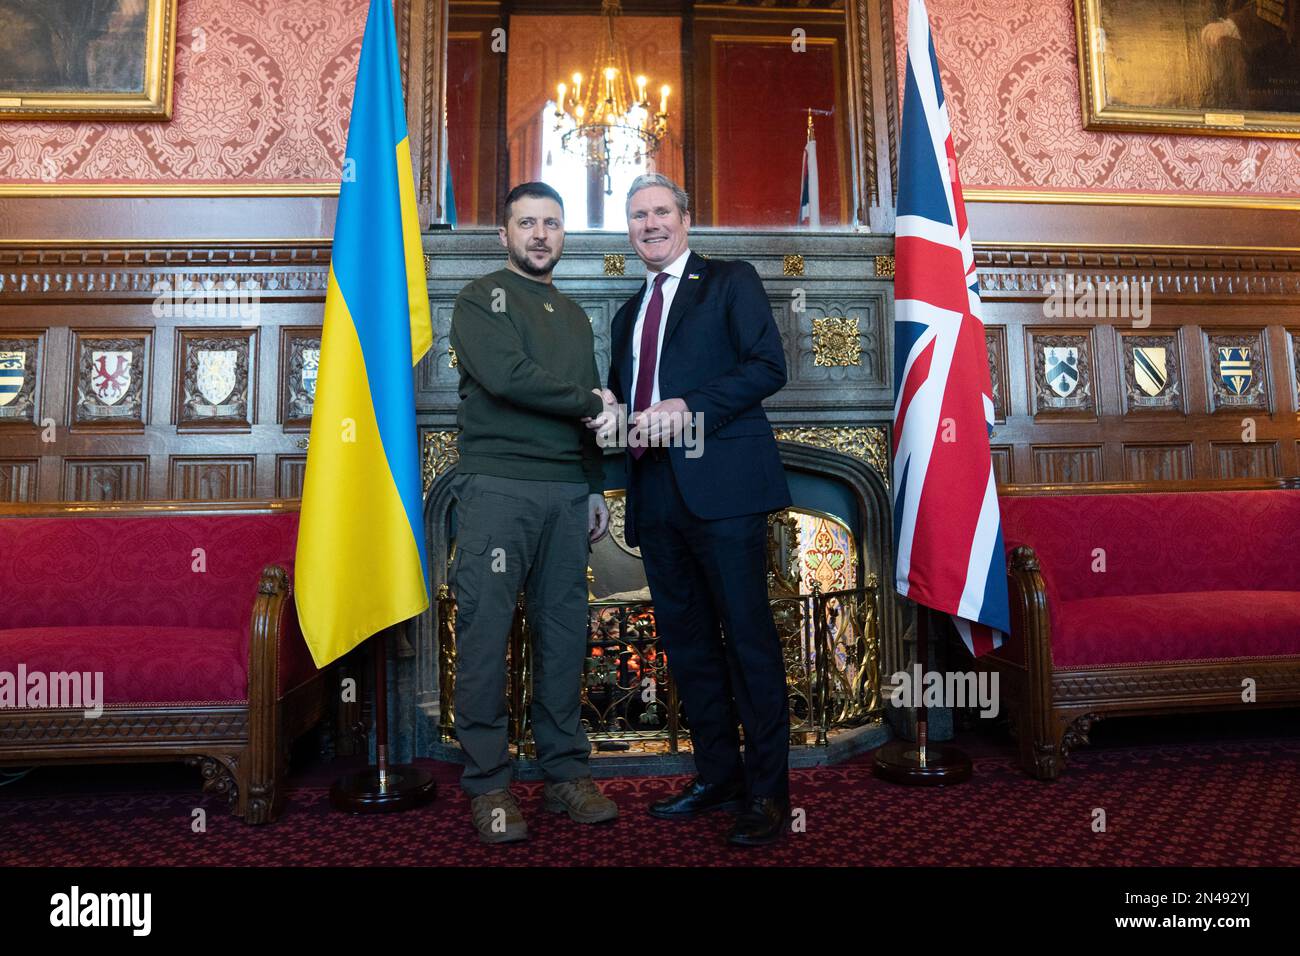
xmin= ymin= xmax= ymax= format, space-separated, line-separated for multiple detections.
xmin=589 ymin=173 xmax=793 ymax=845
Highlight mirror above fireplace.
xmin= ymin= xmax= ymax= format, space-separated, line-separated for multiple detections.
xmin=438 ymin=0 xmax=895 ymax=231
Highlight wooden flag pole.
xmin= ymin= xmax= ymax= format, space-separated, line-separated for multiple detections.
xmin=329 ymin=621 xmax=438 ymax=812
xmin=872 ymin=602 xmax=972 ymax=785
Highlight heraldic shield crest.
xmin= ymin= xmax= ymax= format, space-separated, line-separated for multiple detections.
xmin=302 ymin=348 xmax=320 ymax=401
xmin=0 ymin=351 xmax=24 ymax=408
xmin=91 ymin=351 xmax=132 ymax=406
xmin=1133 ymin=346 xmax=1168 ymax=397
xmin=1043 ymin=346 xmax=1079 ymax=398
xmin=1218 ymin=347 xmax=1252 ymax=396
xmin=196 ymin=350 xmax=238 ymax=406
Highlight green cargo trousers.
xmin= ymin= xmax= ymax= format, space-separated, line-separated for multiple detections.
xmin=449 ymin=472 xmax=593 ymax=795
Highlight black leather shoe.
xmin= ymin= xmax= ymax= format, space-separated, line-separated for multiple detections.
xmin=726 ymin=796 xmax=790 ymax=846
xmin=647 ymin=777 xmax=745 ymax=819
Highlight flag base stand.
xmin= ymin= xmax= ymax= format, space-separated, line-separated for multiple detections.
xmin=330 ymin=765 xmax=437 ymax=813
xmin=329 ymin=624 xmax=437 ymax=813
xmin=872 ymin=739 xmax=971 ymax=785
xmin=873 ymin=603 xmax=972 ymax=786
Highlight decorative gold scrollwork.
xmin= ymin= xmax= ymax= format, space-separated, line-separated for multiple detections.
xmin=812 ymin=316 xmax=863 ymax=367
xmin=773 ymin=425 xmax=890 ymax=488
xmin=422 ymin=429 xmax=460 ymax=493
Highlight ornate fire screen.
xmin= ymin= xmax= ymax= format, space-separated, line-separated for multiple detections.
xmin=435 ymin=576 xmax=882 ymax=756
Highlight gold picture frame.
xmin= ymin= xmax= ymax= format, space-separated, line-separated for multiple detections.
xmin=1076 ymin=0 xmax=1300 ymax=139
xmin=0 ymin=0 xmax=178 ymax=121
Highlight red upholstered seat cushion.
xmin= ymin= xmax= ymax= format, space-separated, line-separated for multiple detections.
xmin=0 ymin=626 xmax=247 ymax=706
xmin=999 ymin=489 xmax=1300 ymax=601
xmin=999 ymin=488 xmax=1300 ymax=666
xmin=0 ymin=511 xmax=318 ymax=702
xmin=1051 ymin=591 xmax=1300 ymax=668
xmin=0 ymin=512 xmax=300 ymax=630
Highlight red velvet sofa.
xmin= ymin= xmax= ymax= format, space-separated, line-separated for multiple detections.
xmin=0 ymin=500 xmax=326 ymax=822
xmin=989 ymin=478 xmax=1300 ymax=779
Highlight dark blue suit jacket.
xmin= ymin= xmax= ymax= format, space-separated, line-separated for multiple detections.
xmin=608 ymin=251 xmax=792 ymax=546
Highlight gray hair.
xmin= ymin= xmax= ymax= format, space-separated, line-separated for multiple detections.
xmin=625 ymin=173 xmax=690 ymax=220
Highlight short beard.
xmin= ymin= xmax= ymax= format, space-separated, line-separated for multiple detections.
xmin=509 ymin=244 xmax=560 ymax=277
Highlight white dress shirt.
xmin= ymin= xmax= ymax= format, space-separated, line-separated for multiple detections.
xmin=630 ymin=247 xmax=692 ymax=406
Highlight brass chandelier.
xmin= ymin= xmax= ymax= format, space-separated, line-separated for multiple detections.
xmin=551 ymin=0 xmax=670 ymax=189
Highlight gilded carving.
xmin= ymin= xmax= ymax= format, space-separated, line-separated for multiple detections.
xmin=773 ymin=425 xmax=889 ymax=487
xmin=422 ymin=428 xmax=461 ymax=493
xmin=812 ymin=316 xmax=863 ymax=367
xmin=783 ymin=254 xmax=805 ymax=277
xmin=603 ymin=254 xmax=626 ymax=276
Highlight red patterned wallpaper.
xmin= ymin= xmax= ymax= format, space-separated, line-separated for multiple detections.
xmin=897 ymin=0 xmax=1300 ymax=198
xmin=0 ymin=0 xmax=366 ymax=187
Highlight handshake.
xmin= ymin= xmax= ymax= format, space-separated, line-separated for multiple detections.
xmin=582 ymin=388 xmax=693 ymax=447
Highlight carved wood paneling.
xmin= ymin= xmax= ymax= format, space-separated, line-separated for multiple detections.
xmin=1291 ymin=330 xmax=1300 ymax=407
xmin=2 ymin=230 xmax=1298 ymax=500
xmin=974 ymin=246 xmax=1300 ymax=300
xmin=990 ymin=445 xmax=1013 ymax=485
xmin=63 ymin=459 xmax=148 ymax=501
xmin=1032 ymin=445 xmax=1103 ymax=484
xmin=0 ymin=244 xmax=332 ymax=299
xmin=169 ymin=457 xmax=257 ymax=500
xmin=1211 ymin=442 xmax=1279 ymax=479
xmin=0 ymin=460 xmax=37 ymax=502
xmin=986 ymin=325 xmax=1009 ymax=422
xmin=1123 ymin=443 xmax=1193 ymax=482
xmin=276 ymin=456 xmax=308 ymax=499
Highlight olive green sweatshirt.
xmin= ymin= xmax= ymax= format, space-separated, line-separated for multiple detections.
xmin=449 ymin=267 xmax=605 ymax=492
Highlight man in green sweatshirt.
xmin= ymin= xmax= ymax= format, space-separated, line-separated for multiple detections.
xmin=448 ymin=181 xmax=619 ymax=843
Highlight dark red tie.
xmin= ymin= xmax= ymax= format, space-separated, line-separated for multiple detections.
xmin=630 ymin=271 xmax=670 ymax=459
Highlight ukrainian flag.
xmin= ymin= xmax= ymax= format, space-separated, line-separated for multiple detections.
xmin=295 ymin=0 xmax=432 ymax=668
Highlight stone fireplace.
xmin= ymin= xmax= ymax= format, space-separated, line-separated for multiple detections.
xmin=411 ymin=427 xmax=899 ymax=770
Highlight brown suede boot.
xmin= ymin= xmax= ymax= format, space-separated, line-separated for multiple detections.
xmin=542 ymin=776 xmax=619 ymax=824
xmin=469 ymin=788 xmax=528 ymax=844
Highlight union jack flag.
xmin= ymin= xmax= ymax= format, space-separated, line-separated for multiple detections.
xmin=891 ymin=0 xmax=1009 ymax=655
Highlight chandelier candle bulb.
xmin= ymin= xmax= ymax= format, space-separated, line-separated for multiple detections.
xmin=660 ymin=85 xmax=669 ymax=114
xmin=557 ymin=82 xmax=566 ymax=110
xmin=636 ymin=75 xmax=647 ymax=105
